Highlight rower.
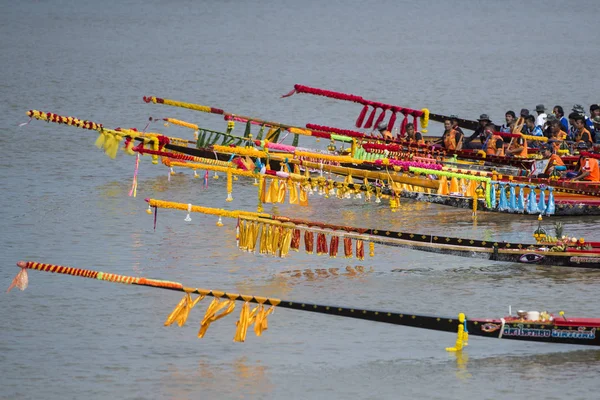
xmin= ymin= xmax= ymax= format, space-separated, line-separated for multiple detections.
xmin=449 ymin=115 xmax=464 ymax=150
xmin=405 ymin=123 xmax=424 ymax=145
xmin=548 ymin=120 xmax=567 ymax=152
xmin=539 ymin=144 xmax=565 ymax=178
xmin=441 ymin=118 xmax=459 ymax=150
xmin=376 ymin=121 xmax=393 ymax=141
xmin=572 ymin=146 xmax=600 ymax=182
xmin=463 ymin=114 xmax=491 ymax=150
xmin=482 ymin=123 xmax=504 ymax=156
xmin=572 ymin=114 xmax=593 ymax=148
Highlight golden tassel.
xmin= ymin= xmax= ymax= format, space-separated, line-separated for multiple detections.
xmin=369 ymin=242 xmax=375 ymax=257
xmin=299 ymin=184 xmax=309 ymax=206
xmin=270 ymin=179 xmax=280 ymax=203
xmin=233 ymin=302 xmax=259 ymax=342
xmin=438 ymin=176 xmax=449 ymax=195
xmin=254 ymin=304 xmax=275 ymax=336
xmin=238 ymin=219 xmax=248 ymax=251
xmin=277 ymin=180 xmax=287 ymax=204
xmin=279 ymin=227 xmax=293 ymax=257
xmin=198 ymin=298 xmax=236 ymax=338
xmin=226 ymin=169 xmax=233 ymax=202
xmin=248 ymin=221 xmax=260 ymax=253
xmin=164 ymin=293 xmax=206 ymax=327
xmin=289 ymin=181 xmax=299 ymax=205
xmin=356 ymin=239 xmax=365 ymax=260
xmin=449 ymin=177 xmax=459 ymax=194
xmin=258 ymin=175 xmax=265 ymax=212
xmin=94 ymin=131 xmax=106 ymax=148
xmin=270 ymin=225 xmax=281 ymax=256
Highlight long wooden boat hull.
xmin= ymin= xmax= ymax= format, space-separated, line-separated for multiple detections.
xmin=366 ymin=231 xmax=600 ymax=269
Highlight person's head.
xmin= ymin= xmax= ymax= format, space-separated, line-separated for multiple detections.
xmin=443 ymin=119 xmax=452 ymax=130
xmin=553 ymin=105 xmax=564 ymax=118
xmin=550 ymin=120 xmax=561 ymax=134
xmin=525 ymin=115 xmax=536 ymax=128
xmin=568 ymin=112 xmax=579 ymax=126
xmin=573 ymin=115 xmax=586 ymax=129
xmin=590 ymin=104 xmax=600 ymax=118
xmin=577 ymin=142 xmax=589 ymax=151
xmin=541 ymin=145 xmax=552 ymax=157
xmin=505 ymin=111 xmax=516 ymax=124
xmin=377 ymin=121 xmax=388 ymax=132
xmin=593 ymin=116 xmax=600 ymax=127
xmin=484 ymin=122 xmax=495 ymax=136
xmin=478 ymin=114 xmax=491 ymax=126
xmin=535 ymin=104 xmax=546 ymax=115
xmin=520 ymin=108 xmax=530 ymax=118
xmin=406 ymin=123 xmax=415 ymax=135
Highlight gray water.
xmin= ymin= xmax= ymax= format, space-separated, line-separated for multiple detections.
xmin=2 ymin=0 xmax=600 ymax=399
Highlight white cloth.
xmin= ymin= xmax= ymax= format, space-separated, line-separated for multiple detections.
xmin=536 ymin=113 xmax=547 ymax=128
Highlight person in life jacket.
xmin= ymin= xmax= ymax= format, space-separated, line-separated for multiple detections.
xmin=441 ymin=119 xmax=459 ymax=150
xmin=482 ymin=123 xmax=505 ymax=156
xmin=573 ymin=114 xmax=593 ymax=148
xmin=405 ymin=122 xmax=424 ymax=146
xmin=540 ymin=144 xmax=565 ymax=177
xmin=572 ymin=144 xmax=600 ymax=182
xmin=506 ymin=132 xmax=528 ymax=157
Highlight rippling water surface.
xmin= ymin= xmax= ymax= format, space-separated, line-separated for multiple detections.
xmin=2 ymin=1 xmax=600 ymax=399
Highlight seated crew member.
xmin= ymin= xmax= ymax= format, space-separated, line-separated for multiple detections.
xmin=405 ymin=123 xmax=424 ymax=145
xmin=506 ymin=132 xmax=528 ymax=157
xmin=449 ymin=115 xmax=464 ymax=150
xmin=553 ymin=105 xmax=569 ymax=133
xmin=376 ymin=121 xmax=393 ymax=141
xmin=441 ymin=118 xmax=459 ymax=150
xmin=540 ymin=144 xmax=565 ymax=177
xmin=463 ymin=114 xmax=491 ymax=149
xmin=572 ymin=152 xmax=600 ymax=182
xmin=572 ymin=114 xmax=593 ymax=148
xmin=482 ymin=123 xmax=504 ymax=156
xmin=548 ymin=120 xmax=567 ymax=152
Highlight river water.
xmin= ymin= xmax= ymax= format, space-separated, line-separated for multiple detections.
xmin=2 ymin=0 xmax=600 ymax=399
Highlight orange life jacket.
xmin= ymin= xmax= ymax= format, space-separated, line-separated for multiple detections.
xmin=576 ymin=128 xmax=592 ymax=144
xmin=443 ymin=130 xmax=457 ymax=150
xmin=509 ymin=137 xmax=528 ymax=157
xmin=485 ymin=134 xmax=505 ymax=156
xmin=544 ymin=154 xmax=564 ymax=175
xmin=583 ymin=158 xmax=600 ymax=181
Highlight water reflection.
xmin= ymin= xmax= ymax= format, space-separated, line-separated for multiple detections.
xmin=163 ymin=356 xmax=273 ymax=398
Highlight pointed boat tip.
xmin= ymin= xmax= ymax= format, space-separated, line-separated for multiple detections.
xmin=16 ymin=261 xmax=27 ymax=268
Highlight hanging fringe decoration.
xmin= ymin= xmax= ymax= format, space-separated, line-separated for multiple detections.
xmin=387 ymin=109 xmax=398 ymax=132
xmin=305 ymin=231 xmax=314 ymax=254
xmin=355 ymin=104 xmax=369 ymax=128
xmin=344 ymin=237 xmax=353 ymax=258
xmin=373 ymin=108 xmax=387 ymax=129
xmin=198 ymin=297 xmax=236 ymax=338
xmin=164 ymin=293 xmax=206 ymax=327
xmin=356 ymin=240 xmax=365 ymax=260
xmin=316 ymin=232 xmax=328 ymax=255
xmin=329 ymin=236 xmax=339 ymax=258
xmin=291 ymin=229 xmax=301 ymax=251
xmin=364 ymin=106 xmax=377 ymax=129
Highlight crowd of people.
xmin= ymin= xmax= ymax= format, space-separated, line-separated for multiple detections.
xmin=373 ymin=103 xmax=600 ymax=182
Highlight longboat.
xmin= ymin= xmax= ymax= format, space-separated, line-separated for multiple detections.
xmin=145 ymin=198 xmax=600 ymax=270
xmin=10 ymin=261 xmax=600 ymax=347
